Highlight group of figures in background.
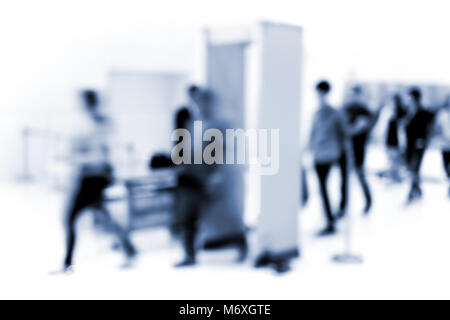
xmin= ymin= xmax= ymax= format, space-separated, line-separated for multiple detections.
xmin=62 ymin=85 xmax=247 ymax=272
xmin=60 ymin=78 xmax=450 ymax=273
xmin=308 ymin=80 xmax=450 ymax=236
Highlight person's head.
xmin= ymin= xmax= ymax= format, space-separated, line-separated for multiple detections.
xmin=408 ymin=88 xmax=422 ymax=111
xmin=350 ymin=85 xmax=364 ymax=103
xmin=315 ymin=80 xmax=331 ymax=106
xmin=444 ymin=94 xmax=450 ymax=111
xmin=175 ymin=107 xmax=192 ymax=129
xmin=188 ymin=84 xmax=201 ymax=102
xmin=187 ymin=84 xmax=214 ymax=118
xmin=80 ymin=89 xmax=99 ymax=114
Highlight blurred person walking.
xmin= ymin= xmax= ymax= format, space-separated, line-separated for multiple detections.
xmin=63 ymin=89 xmax=136 ymax=272
xmin=342 ymin=86 xmax=384 ymax=214
xmin=171 ymin=86 xmax=213 ymax=267
xmin=172 ymin=85 xmax=247 ymax=266
xmin=171 ymin=103 xmax=204 ymax=267
xmin=309 ymin=80 xmax=348 ymax=236
xmin=383 ymin=94 xmax=408 ymax=182
xmin=434 ymin=97 xmax=450 ymax=197
xmin=404 ymin=88 xmax=437 ymax=203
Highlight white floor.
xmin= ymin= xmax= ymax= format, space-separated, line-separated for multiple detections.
xmin=1 ymin=149 xmax=450 ymax=299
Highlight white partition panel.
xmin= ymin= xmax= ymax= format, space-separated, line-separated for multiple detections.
xmin=200 ymin=22 xmax=303 ymax=265
xmin=199 ymin=39 xmax=248 ymax=243
xmin=254 ymin=23 xmax=302 ymax=262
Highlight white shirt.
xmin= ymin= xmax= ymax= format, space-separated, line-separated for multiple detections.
xmin=70 ymin=113 xmax=112 ymax=178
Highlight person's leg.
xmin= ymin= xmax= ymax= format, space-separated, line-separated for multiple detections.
xmin=414 ymin=148 xmax=425 ymax=193
xmin=443 ymin=150 xmax=450 ymax=197
xmin=337 ymin=153 xmax=348 ymax=217
xmin=315 ymin=162 xmax=334 ymax=235
xmin=408 ymin=148 xmax=425 ymax=202
xmin=175 ymin=210 xmax=198 ymax=267
xmin=184 ymin=213 xmax=197 ymax=259
xmin=235 ymin=234 xmax=248 ymax=262
xmin=90 ymin=174 xmax=137 ymax=261
xmin=64 ymin=177 xmax=110 ymax=270
xmin=355 ymin=165 xmax=372 ymax=214
xmin=301 ymin=167 xmax=309 ymax=206
xmin=353 ymin=138 xmax=372 ymax=213
xmin=96 ymin=204 xmax=136 ymax=259
xmin=64 ymin=190 xmax=88 ymax=270
xmin=175 ymin=188 xmax=201 ymax=267
xmin=443 ymin=150 xmax=450 ymax=179
xmin=388 ymin=148 xmax=402 ymax=182
xmin=405 ymin=143 xmax=417 ymax=201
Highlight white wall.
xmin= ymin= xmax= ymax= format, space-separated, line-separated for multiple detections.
xmin=107 ymin=71 xmax=188 ymax=177
xmin=2 ymin=0 xmax=450 ymax=179
xmin=0 ymin=2 xmax=198 ymax=179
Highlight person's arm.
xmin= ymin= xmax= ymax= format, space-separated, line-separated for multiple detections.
xmin=424 ymin=112 xmax=439 ymax=147
xmin=346 ymin=112 xmax=371 ymax=136
xmin=341 ymin=107 xmax=356 ymax=136
xmin=336 ymin=111 xmax=354 ymax=164
xmin=336 ymin=111 xmax=351 ymax=146
xmin=432 ymin=94 xmax=450 ymax=114
xmin=370 ymin=94 xmax=390 ymax=129
xmin=307 ymin=116 xmax=317 ymax=151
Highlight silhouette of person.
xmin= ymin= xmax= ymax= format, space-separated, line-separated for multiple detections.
xmin=171 ymin=103 xmax=204 ymax=267
xmin=405 ymin=88 xmax=436 ymax=203
xmin=171 ymin=86 xmax=216 ymax=267
xmin=172 ymin=86 xmax=247 ymax=266
xmin=309 ymin=80 xmax=348 ymax=236
xmin=384 ymin=94 xmax=408 ymax=182
xmin=63 ymin=89 xmax=136 ymax=272
xmin=149 ymin=107 xmax=192 ymax=170
xmin=434 ymin=96 xmax=450 ymax=197
xmin=342 ymin=86 xmax=380 ymax=214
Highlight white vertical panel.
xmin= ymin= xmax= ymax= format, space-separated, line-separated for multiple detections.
xmin=199 ymin=22 xmax=303 ymax=261
xmin=200 ymin=41 xmax=247 ymax=242
xmin=255 ymin=22 xmax=302 ymax=259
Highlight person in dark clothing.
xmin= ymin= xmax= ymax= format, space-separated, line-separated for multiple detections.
xmin=405 ymin=88 xmax=437 ymax=203
xmin=443 ymin=151 xmax=450 ymax=182
xmin=63 ymin=90 xmax=136 ymax=272
xmin=384 ymin=94 xmax=408 ymax=182
xmin=173 ymin=87 xmax=248 ymax=265
xmin=172 ymin=87 xmax=217 ymax=267
xmin=309 ymin=80 xmax=348 ymax=236
xmin=173 ymin=166 xmax=206 ymax=267
xmin=171 ymin=104 xmax=205 ymax=266
xmin=343 ymin=86 xmax=380 ymax=214
xmin=149 ymin=107 xmax=194 ymax=170
xmin=434 ymin=96 xmax=450 ymax=197
xmin=386 ymin=95 xmax=408 ymax=149
xmin=314 ymin=154 xmax=348 ymax=228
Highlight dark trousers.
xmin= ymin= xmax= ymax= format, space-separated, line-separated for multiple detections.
xmin=443 ymin=151 xmax=450 ymax=179
xmin=314 ymin=154 xmax=348 ymax=225
xmin=351 ymin=138 xmax=372 ymax=209
xmin=406 ymin=146 xmax=426 ymax=174
xmin=406 ymin=145 xmax=426 ymax=196
xmin=64 ymin=176 xmax=135 ymax=267
xmin=173 ymin=186 xmax=203 ymax=259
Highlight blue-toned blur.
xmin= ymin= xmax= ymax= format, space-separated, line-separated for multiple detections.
xmin=1 ymin=1 xmax=450 ymax=299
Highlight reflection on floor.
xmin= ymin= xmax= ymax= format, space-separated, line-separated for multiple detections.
xmin=0 ymin=148 xmax=449 ymax=299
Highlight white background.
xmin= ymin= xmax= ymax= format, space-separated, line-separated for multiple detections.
xmin=1 ymin=0 xmax=450 ymax=179
xmin=1 ymin=0 xmax=450 ymax=299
